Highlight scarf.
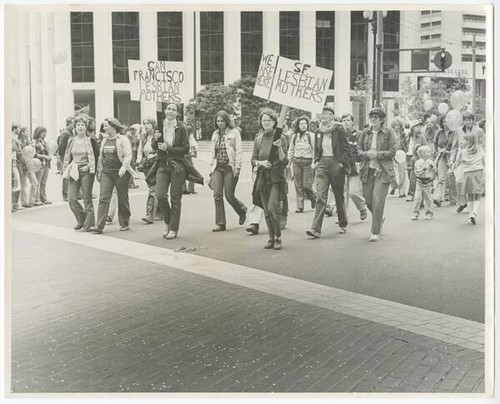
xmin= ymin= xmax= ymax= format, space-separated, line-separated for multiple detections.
xmin=319 ymin=119 xmax=336 ymax=133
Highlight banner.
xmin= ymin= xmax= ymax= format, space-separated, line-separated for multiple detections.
xmin=128 ymin=60 xmax=189 ymax=104
xmin=254 ymin=54 xmax=333 ymax=114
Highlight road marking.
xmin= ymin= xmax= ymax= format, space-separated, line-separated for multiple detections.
xmin=12 ymin=219 xmax=484 ymax=353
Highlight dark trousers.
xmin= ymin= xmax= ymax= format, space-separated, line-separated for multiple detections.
xmin=260 ymin=183 xmax=281 ymax=239
xmin=156 ymin=162 xmax=186 ymax=232
xmin=96 ymin=171 xmax=131 ymax=230
xmin=62 ymin=177 xmax=68 ymax=200
xmin=212 ymin=164 xmax=247 ymax=226
xmin=68 ymin=169 xmax=95 ymax=230
xmin=311 ymin=157 xmax=347 ymax=233
xmin=363 ymin=168 xmax=390 ymax=235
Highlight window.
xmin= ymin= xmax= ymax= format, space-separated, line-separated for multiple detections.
xmin=421 ymin=35 xmax=430 ymax=40
xmin=383 ymin=11 xmax=400 ymax=92
xmin=316 ymin=11 xmax=335 ymax=89
xmin=157 ymin=12 xmax=183 ymax=61
xmin=350 ymin=11 xmax=368 ymax=89
xmin=431 ymin=21 xmax=441 ymax=26
xmin=421 ymin=11 xmax=431 ymax=15
xmin=431 ymin=34 xmax=441 ymax=39
xmin=421 ymin=22 xmax=430 ymax=28
xmin=463 ymin=14 xmax=486 ymax=23
xmin=462 ymin=54 xmax=486 ymax=62
xmin=112 ymin=12 xmax=140 ymax=83
xmin=71 ymin=12 xmax=94 ymax=82
xmin=279 ymin=11 xmax=300 ymax=60
xmin=200 ymin=12 xmax=224 ymax=85
xmin=241 ymin=12 xmax=263 ymax=78
xmin=463 ymin=27 xmax=486 ymax=35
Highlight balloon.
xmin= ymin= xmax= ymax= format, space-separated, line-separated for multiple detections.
xmin=22 ymin=145 xmax=36 ymax=161
xmin=464 ymin=91 xmax=473 ymax=102
xmin=423 ymin=99 xmax=434 ymax=111
xmin=429 ymin=114 xmax=438 ymax=123
xmin=437 ymin=102 xmax=449 ymax=114
xmin=445 ymin=110 xmax=463 ymax=131
xmin=26 ymin=158 xmax=42 ymax=173
xmin=395 ymin=150 xmax=406 ymax=164
xmin=46 ymin=140 xmax=58 ymax=155
xmin=450 ymin=90 xmax=466 ymax=110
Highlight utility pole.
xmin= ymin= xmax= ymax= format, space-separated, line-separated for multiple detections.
xmin=375 ymin=11 xmax=384 ymax=107
xmin=193 ymin=11 xmax=197 ymax=138
xmin=471 ymin=33 xmax=476 ymax=113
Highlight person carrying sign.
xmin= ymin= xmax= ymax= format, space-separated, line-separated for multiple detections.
xmin=251 ymin=107 xmax=289 ymax=250
xmin=306 ymin=106 xmax=350 ymax=239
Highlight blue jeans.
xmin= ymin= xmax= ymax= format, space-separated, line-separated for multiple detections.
xmin=260 ymin=183 xmax=282 ymax=239
xmin=156 ymin=161 xmax=186 ymax=232
xmin=362 ymin=168 xmax=390 ymax=235
xmin=212 ymin=164 xmax=247 ymax=226
xmin=96 ymin=171 xmax=131 ymax=230
xmin=68 ymin=168 xmax=95 ymax=230
xmin=292 ymin=158 xmax=315 ymax=210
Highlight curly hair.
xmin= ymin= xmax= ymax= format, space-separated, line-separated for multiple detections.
xmin=292 ymin=116 xmax=310 ymax=133
xmin=32 ymin=126 xmax=47 ymax=139
xmin=258 ymin=107 xmax=278 ymax=130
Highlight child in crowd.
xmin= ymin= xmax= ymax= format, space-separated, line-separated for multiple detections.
xmin=411 ymin=145 xmax=435 ymax=220
xmin=455 ymin=133 xmax=484 ymax=225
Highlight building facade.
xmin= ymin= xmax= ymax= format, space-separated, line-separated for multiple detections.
xmin=6 ymin=6 xmax=488 ymax=141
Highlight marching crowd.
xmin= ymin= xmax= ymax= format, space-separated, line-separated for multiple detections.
xmin=11 ymin=100 xmax=485 ymax=251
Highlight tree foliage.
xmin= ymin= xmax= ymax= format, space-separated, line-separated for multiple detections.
xmin=185 ymin=76 xmax=310 ymax=140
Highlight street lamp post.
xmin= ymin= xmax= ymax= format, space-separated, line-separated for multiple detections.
xmin=363 ymin=10 xmax=388 ymax=108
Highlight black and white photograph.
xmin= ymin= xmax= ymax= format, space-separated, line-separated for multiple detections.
xmin=3 ymin=1 xmax=496 ymax=400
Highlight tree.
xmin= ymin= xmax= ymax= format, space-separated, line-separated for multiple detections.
xmin=185 ymin=75 xmax=310 ymax=140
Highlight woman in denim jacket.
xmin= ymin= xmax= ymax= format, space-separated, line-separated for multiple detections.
xmin=209 ymin=110 xmax=247 ymax=232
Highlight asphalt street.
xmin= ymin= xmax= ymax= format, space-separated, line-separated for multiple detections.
xmin=7 ymin=145 xmax=488 ymax=394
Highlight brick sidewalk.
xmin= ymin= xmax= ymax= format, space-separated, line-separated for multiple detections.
xmin=9 ymin=230 xmax=485 ymax=394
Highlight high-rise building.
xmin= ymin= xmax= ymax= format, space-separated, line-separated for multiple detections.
xmin=5 ymin=6 xmax=489 ymax=140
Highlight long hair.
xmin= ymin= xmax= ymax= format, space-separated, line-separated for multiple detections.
xmin=214 ymin=110 xmax=235 ymax=130
xmin=142 ymin=117 xmax=157 ymax=131
xmin=33 ymin=126 xmax=47 ymax=140
xmin=292 ymin=115 xmax=310 ymax=133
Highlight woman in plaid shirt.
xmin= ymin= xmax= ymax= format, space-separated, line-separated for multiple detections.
xmin=209 ymin=110 xmax=248 ymax=232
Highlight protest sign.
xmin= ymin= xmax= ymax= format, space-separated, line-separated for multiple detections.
xmin=128 ymin=60 xmax=189 ymax=103
xmin=253 ymin=54 xmax=333 ymax=114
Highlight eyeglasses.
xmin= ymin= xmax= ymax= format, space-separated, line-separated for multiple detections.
xmin=261 ymin=119 xmax=274 ymax=123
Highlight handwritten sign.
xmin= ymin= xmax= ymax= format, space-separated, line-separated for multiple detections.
xmin=253 ymin=54 xmax=333 ymax=114
xmin=128 ymin=60 xmax=189 ymax=103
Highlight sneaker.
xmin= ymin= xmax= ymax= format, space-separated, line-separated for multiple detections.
xmin=425 ymin=211 xmax=434 ymax=220
xmin=456 ymin=204 xmax=467 ymax=213
xmin=306 ymin=229 xmax=320 ymax=239
xmin=406 ymin=195 xmax=414 ymax=202
xmin=141 ymin=217 xmax=153 ymax=224
xmin=74 ymin=224 xmax=84 ymax=230
xmin=33 ymin=201 xmax=44 ymax=206
xmin=273 ymin=238 xmax=282 ymax=250
xmin=106 ymin=216 xmax=113 ymax=223
xmin=411 ymin=212 xmax=419 ymax=220
xmin=120 ymin=225 xmax=130 ymax=231
xmin=44 ymin=201 xmax=53 ymax=205
xmin=212 ymin=225 xmax=226 ymax=232
xmin=399 ymin=194 xmax=406 ymax=198
xmin=264 ymin=239 xmax=274 ymax=249
xmin=360 ymin=209 xmax=367 ymax=221
xmin=339 ymin=227 xmax=347 ymax=234
xmin=90 ymin=227 xmax=103 ymax=234
xmin=433 ymin=199 xmax=441 ymax=207
xmin=369 ymin=233 xmax=380 ymax=242
xmin=468 ymin=215 xmax=476 ymax=225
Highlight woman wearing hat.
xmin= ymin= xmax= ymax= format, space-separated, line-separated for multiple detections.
xmin=62 ymin=114 xmax=99 ymax=231
xmin=152 ymin=103 xmax=190 ymax=240
xmin=92 ymin=117 xmax=136 ymax=234
xmin=357 ymin=107 xmax=396 ymax=242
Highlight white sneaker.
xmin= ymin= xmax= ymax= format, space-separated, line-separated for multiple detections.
xmin=370 ymin=233 xmax=380 ymax=242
